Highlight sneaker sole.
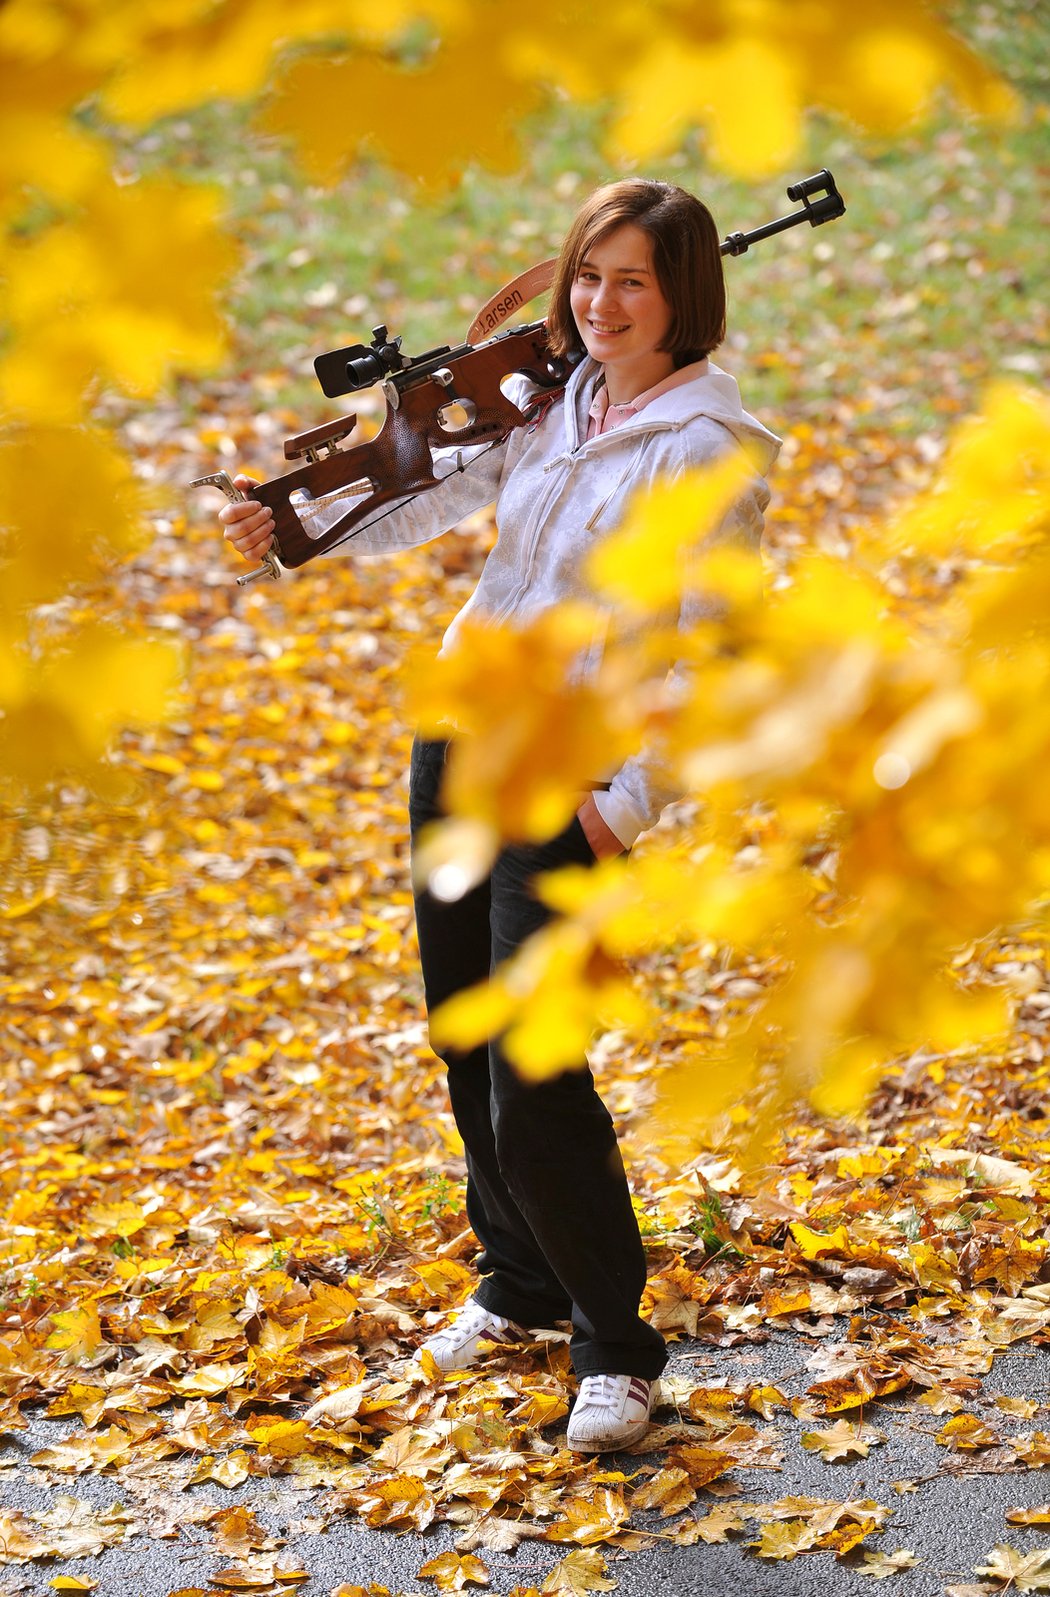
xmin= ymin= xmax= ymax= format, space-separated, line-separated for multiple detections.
xmin=566 ymin=1415 xmax=652 ymax=1453
xmin=566 ymin=1377 xmax=661 ymax=1453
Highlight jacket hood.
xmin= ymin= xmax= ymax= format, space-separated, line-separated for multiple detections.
xmin=565 ymin=356 xmax=782 ymax=475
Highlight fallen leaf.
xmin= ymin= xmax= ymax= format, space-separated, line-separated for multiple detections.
xmin=974 ymin=1545 xmax=1050 ymax=1591
xmin=1008 ymin=1508 xmax=1050 ymax=1527
xmin=856 ymin=1548 xmax=919 ymax=1578
xmin=418 ymin=1551 xmax=490 ymax=1591
xmin=800 ymin=1419 xmax=884 ymax=1461
xmin=540 ymin=1548 xmax=617 ymax=1593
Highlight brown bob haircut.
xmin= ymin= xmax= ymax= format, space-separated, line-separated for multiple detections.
xmin=546 ymin=179 xmax=726 ymax=368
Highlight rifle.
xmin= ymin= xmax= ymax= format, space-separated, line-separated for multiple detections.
xmin=191 ymin=170 xmax=844 ymax=585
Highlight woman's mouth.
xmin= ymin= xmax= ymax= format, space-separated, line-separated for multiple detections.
xmin=589 ymin=320 xmax=629 ymax=335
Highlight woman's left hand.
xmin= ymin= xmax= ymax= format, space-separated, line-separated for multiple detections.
xmin=576 ymin=793 xmax=625 ymax=860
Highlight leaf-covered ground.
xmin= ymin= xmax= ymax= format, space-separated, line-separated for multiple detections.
xmin=3 ymin=4 xmax=1050 ymax=1593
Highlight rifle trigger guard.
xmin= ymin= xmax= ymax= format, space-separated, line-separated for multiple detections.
xmin=430 ymin=368 xmax=477 ymax=432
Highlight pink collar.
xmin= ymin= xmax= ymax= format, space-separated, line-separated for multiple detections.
xmin=587 ymin=358 xmax=710 ymax=437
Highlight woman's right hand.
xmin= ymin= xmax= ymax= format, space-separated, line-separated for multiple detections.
xmin=219 ymin=474 xmax=276 ymax=563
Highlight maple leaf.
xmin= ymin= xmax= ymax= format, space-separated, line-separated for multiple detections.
xmin=801 ymin=1419 xmax=885 ymax=1461
xmin=511 ymin=1390 xmax=570 ymax=1429
xmin=856 ymin=1549 xmax=918 ymax=1579
xmin=301 ymin=1383 xmax=368 ymax=1428
xmin=353 ymin=1474 xmax=437 ymax=1533
xmin=23 ymin=1496 xmax=134 ymax=1559
xmin=916 ymin=1386 xmax=967 ymax=1415
xmin=44 ymin=1305 xmax=106 ymax=1366
xmin=996 ymin=1396 xmax=1040 ymax=1420
xmin=936 ymin=1413 xmax=999 ymax=1450
xmin=749 ymin=1518 xmax=818 ymax=1560
xmin=30 ymin=1427 xmax=132 ymax=1474
xmin=629 ymin=1466 xmax=696 ymax=1517
xmin=747 ymin=1385 xmax=789 ymax=1420
xmin=974 ymin=1545 xmax=1050 ymax=1591
xmin=667 ymin=1446 xmax=735 ymax=1489
xmin=246 ymin=1419 xmax=310 ymax=1459
xmin=418 ymin=1551 xmax=490 ymax=1591
xmin=186 ymin=1451 xmax=252 ymax=1488
xmin=48 ymin=1580 xmax=98 ymax=1592
xmin=645 ymin=1263 xmax=711 ymax=1336
xmin=545 ymin=1489 xmax=629 ymax=1547
xmin=540 ymin=1548 xmax=618 ymax=1594
xmin=456 ymin=1517 xmax=550 ymax=1555
xmin=672 ymin=1504 xmax=747 ymax=1544
xmin=412 ymin=1260 xmax=477 ymax=1305
xmin=212 ymin=1505 xmax=282 ymax=1558
xmin=46 ymin=1384 xmax=109 ymax=1428
xmin=1008 ymin=1508 xmax=1050 ymax=1526
xmin=815 ymin=1517 xmax=880 ymax=1557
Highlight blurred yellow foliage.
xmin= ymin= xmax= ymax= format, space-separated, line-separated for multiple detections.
xmin=425 ymin=380 xmax=1050 ymax=1137
xmin=258 ymin=0 xmax=1014 ymax=185
xmin=407 ymin=605 xmax=643 ymax=841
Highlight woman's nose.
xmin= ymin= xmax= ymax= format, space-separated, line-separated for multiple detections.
xmin=591 ymin=279 xmax=618 ymax=311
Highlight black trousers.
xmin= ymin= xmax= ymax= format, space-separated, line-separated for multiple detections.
xmin=408 ymin=736 xmax=667 ymax=1380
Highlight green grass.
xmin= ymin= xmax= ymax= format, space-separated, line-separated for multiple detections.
xmin=123 ymin=0 xmax=1049 ymax=453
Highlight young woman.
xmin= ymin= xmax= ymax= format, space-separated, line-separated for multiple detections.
xmin=220 ymin=179 xmax=780 ymax=1452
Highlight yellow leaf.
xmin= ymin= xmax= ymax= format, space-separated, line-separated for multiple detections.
xmin=45 ymin=1304 xmax=104 ymax=1364
xmin=586 ymin=459 xmax=752 ymax=615
xmin=246 ymin=1419 xmax=310 ymax=1459
xmin=83 ymin=1201 xmax=148 ymax=1239
xmin=630 ymin=1465 xmax=696 ymax=1517
xmin=0 ymin=424 xmax=146 ymax=611
xmin=417 ymin=1551 xmax=490 ymax=1591
xmin=1 ymin=178 xmax=238 ymax=414
xmin=612 ymin=35 xmax=801 ymax=177
xmin=789 ymin=1222 xmax=852 ymax=1261
xmin=261 ymin=40 xmax=540 ymax=190
xmin=855 ymin=1549 xmax=918 ymax=1579
xmin=406 ymin=607 xmax=640 ymax=841
xmin=540 ymin=1547 xmax=617 ymax=1593
xmin=546 ymin=1489 xmax=628 ymax=1547
xmin=974 ymin=1545 xmax=1050 ymax=1592
xmin=800 ymin=1420 xmax=884 ymax=1462
xmin=187 ymin=1450 xmax=252 ymax=1488
xmin=936 ymin=1413 xmax=998 ymax=1450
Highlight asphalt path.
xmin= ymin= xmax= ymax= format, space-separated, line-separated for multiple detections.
xmin=3 ymin=1329 xmax=1049 ymax=1596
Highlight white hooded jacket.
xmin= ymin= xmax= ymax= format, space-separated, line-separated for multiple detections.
xmin=318 ymin=353 xmax=781 ymax=846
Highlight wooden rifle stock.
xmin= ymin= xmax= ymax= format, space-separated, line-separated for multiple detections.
xmin=197 ymin=168 xmax=845 ymax=583
xmin=250 ymin=323 xmax=562 ymax=571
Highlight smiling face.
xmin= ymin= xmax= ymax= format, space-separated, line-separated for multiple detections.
xmin=568 ymin=222 xmax=676 ymax=403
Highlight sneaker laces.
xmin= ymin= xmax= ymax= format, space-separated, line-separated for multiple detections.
xmin=580 ymin=1374 xmax=629 ymax=1407
xmin=454 ymin=1301 xmax=507 ymax=1335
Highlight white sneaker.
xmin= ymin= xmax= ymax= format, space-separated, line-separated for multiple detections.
xmin=566 ymin=1374 xmax=660 ymax=1452
xmin=420 ymin=1298 xmax=531 ymax=1374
